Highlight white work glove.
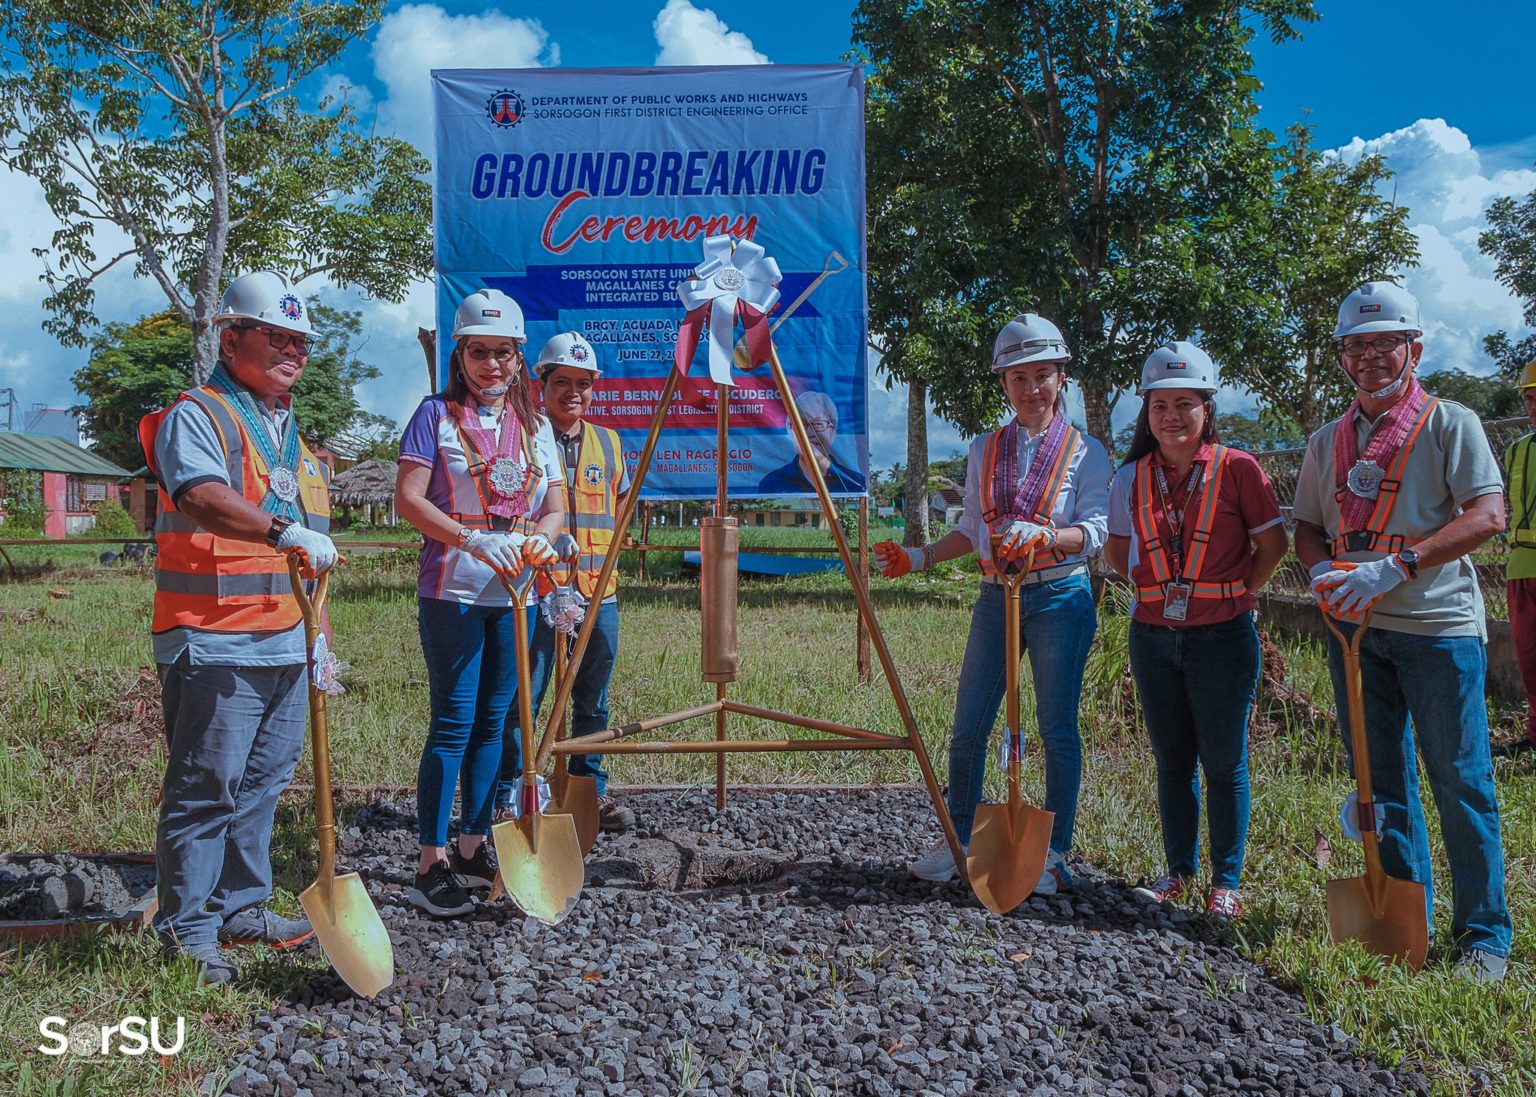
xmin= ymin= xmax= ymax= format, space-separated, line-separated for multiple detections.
xmin=464 ymin=529 xmax=526 ymax=573
xmin=522 ymin=533 xmax=559 ymax=567
xmin=552 ymin=531 xmax=580 ymax=562
xmin=276 ymin=524 xmax=338 ymax=575
xmin=1308 ymin=560 xmax=1339 ymax=608
xmin=1317 ymin=558 xmax=1408 ymax=620
xmin=996 ymin=519 xmax=1056 ymax=561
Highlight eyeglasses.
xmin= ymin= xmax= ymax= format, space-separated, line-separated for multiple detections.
xmin=234 ymin=324 xmax=310 ymax=355
xmin=1337 ymin=335 xmax=1410 ymax=358
xmin=465 ymin=345 xmax=521 ymax=363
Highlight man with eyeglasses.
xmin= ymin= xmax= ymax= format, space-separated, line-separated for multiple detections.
xmin=138 ymin=270 xmax=339 ymax=984
xmin=1292 ymin=281 xmax=1512 ymax=983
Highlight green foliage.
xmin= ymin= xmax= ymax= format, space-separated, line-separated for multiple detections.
xmin=1480 ymin=186 xmax=1536 ymax=377
xmin=1202 ymin=124 xmax=1419 ymax=436
xmin=71 ymin=302 xmax=392 ymax=464
xmin=71 ymin=312 xmax=191 ymax=472
xmin=1111 ymin=408 xmax=1304 ymax=461
xmin=0 ymin=2 xmax=432 ymax=382
xmin=855 ymin=0 xmax=1320 ymax=450
xmin=89 ymin=496 xmax=138 ymax=538
xmin=1419 ymin=368 xmax=1522 ymax=420
xmin=0 ymin=468 xmax=48 ymax=534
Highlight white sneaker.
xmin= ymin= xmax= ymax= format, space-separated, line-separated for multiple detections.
xmin=907 ymin=837 xmax=963 ymax=882
xmin=1032 ymin=849 xmax=1068 ymax=896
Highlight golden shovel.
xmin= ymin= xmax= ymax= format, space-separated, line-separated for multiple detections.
xmin=967 ymin=541 xmax=1055 ymax=914
xmin=549 ymin=634 xmax=600 ymax=855
xmin=1320 ymin=609 xmax=1429 ymax=969
xmin=491 ymin=568 xmax=584 ymax=925
xmin=287 ymin=554 xmax=395 ymax=998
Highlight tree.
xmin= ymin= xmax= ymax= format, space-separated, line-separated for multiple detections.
xmin=1418 ymin=368 xmax=1522 ymax=421
xmin=72 ymin=302 xmax=393 ymax=469
xmin=0 ymin=3 xmax=432 ymax=384
xmin=1111 ymin=408 xmax=1302 ymax=460
xmin=855 ymin=0 xmax=1319 ymax=475
xmin=1479 ymin=184 xmax=1536 ymax=377
xmin=1203 ymin=124 xmax=1418 ymax=436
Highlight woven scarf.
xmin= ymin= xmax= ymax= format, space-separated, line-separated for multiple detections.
xmin=207 ymin=365 xmax=302 ymax=521
xmin=991 ymin=412 xmax=1070 ymax=525
xmin=457 ymin=398 xmax=529 ymax=519
xmin=1333 ymin=376 xmax=1428 ymax=530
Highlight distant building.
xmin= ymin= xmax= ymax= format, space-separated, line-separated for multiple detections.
xmin=23 ymin=405 xmax=81 ymax=445
xmin=929 ymin=477 xmax=964 ymax=525
xmin=0 ymin=431 xmax=132 ymax=537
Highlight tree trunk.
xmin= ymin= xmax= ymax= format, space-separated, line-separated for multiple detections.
xmin=192 ymin=323 xmax=220 ymax=387
xmin=904 ymin=378 xmax=930 ymax=548
xmin=1081 ymin=383 xmax=1115 ymax=453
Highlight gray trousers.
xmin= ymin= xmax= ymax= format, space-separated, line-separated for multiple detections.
xmin=154 ymin=655 xmax=307 ymax=947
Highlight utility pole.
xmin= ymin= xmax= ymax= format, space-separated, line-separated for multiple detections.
xmin=0 ymin=388 xmax=17 ymax=432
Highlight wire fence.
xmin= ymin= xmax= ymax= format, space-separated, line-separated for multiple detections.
xmin=1253 ymin=415 xmax=1528 ymax=620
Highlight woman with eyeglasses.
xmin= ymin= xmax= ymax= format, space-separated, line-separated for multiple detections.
xmin=394 ymin=288 xmax=566 ymax=918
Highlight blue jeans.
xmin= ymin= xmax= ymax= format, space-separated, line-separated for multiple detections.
xmin=495 ymin=600 xmax=619 ymax=805
xmin=416 ymin=597 xmax=535 ymax=846
xmin=154 ymin=655 xmax=307 ymax=948
xmin=948 ymin=576 xmax=1096 ymax=853
xmin=1325 ymin=623 xmax=1512 ymax=956
xmin=1129 ymin=614 xmax=1259 ymax=889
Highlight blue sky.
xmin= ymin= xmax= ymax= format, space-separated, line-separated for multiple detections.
xmin=2 ymin=1 xmax=1534 ymax=469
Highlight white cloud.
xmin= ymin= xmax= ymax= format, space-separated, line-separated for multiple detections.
xmin=1335 ymin=118 xmax=1536 ymax=375
xmin=370 ymin=4 xmax=558 ymax=151
xmin=317 ymin=74 xmax=374 ymax=117
xmin=653 ymin=0 xmax=769 ymax=67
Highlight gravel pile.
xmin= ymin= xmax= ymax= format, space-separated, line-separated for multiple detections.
xmin=0 ymin=854 xmax=154 ymax=921
xmin=216 ymin=789 xmax=1430 ymax=1097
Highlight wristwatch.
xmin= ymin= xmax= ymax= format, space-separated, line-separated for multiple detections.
xmin=264 ymin=515 xmax=294 ymax=548
xmin=1396 ymin=548 xmax=1420 ymax=578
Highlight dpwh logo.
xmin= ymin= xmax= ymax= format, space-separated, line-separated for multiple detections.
xmin=487 ymin=89 xmax=524 ymax=129
xmin=278 ymin=294 xmax=304 ymax=322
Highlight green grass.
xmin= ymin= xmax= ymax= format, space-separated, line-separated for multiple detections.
xmin=1 ymin=551 xmax=1532 ymax=1095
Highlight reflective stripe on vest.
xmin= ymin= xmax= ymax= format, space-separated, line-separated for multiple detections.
xmin=140 ymin=386 xmax=330 ymax=635
xmin=1328 ymin=398 xmax=1438 ymax=558
xmin=1129 ymin=445 xmax=1231 ymax=607
xmin=563 ymin=423 xmax=625 ymax=600
xmin=977 ymin=423 xmax=1081 ymax=577
xmin=1506 ymin=434 xmax=1536 ymax=547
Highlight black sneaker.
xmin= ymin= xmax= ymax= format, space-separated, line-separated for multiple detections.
xmin=598 ymin=795 xmax=636 ymax=833
xmin=407 ymin=861 xmax=475 ymax=918
xmin=162 ymin=942 xmax=238 ymax=986
xmin=448 ymin=842 xmax=497 ymax=890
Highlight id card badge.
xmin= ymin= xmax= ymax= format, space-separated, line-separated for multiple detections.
xmin=1163 ymin=582 xmax=1192 ymax=622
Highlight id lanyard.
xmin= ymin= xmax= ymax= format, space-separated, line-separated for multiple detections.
xmin=1154 ymin=461 xmax=1204 ymax=621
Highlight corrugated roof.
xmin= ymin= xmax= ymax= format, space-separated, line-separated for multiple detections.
xmin=0 ymin=431 xmax=133 ymax=478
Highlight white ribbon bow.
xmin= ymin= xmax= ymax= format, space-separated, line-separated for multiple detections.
xmin=675 ymin=234 xmax=781 ymax=386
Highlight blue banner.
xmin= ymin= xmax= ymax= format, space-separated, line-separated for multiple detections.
xmin=432 ymin=65 xmax=868 ymax=499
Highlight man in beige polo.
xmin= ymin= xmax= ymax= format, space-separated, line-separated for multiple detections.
xmin=1292 ymin=281 xmax=1511 ymax=983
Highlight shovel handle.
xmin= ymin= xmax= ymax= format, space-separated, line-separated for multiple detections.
xmin=499 ymin=568 xmax=548 ymax=800
xmin=989 ymin=537 xmax=1037 ymax=811
xmin=1320 ymin=607 xmax=1387 ymax=877
xmin=288 ymin=553 xmax=336 ymax=879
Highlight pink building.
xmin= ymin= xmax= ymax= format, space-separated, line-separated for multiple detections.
xmin=0 ymin=431 xmax=133 ymax=537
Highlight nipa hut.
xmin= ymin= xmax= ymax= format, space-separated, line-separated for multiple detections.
xmin=328 ymin=459 xmax=398 ymax=528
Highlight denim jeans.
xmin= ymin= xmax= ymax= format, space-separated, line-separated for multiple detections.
xmin=1129 ymin=613 xmax=1259 ymax=889
xmin=154 ymin=655 xmax=307 ymax=948
xmin=495 ymin=600 xmax=619 ymax=806
xmin=1325 ymin=623 xmax=1512 ymax=956
xmin=948 ymin=575 xmax=1097 ymax=852
xmin=416 ymin=596 xmax=535 ymax=846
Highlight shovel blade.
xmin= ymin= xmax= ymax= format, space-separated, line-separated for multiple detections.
xmin=299 ymin=871 xmax=395 ymax=998
xmin=966 ymin=802 xmax=1054 ymax=915
xmin=492 ymin=811 xmax=585 ymax=925
xmin=553 ymin=775 xmax=600 ymax=855
xmin=1326 ymin=873 xmax=1430 ymax=970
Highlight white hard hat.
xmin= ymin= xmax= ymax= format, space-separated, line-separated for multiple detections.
xmin=1333 ymin=281 xmax=1421 ymax=340
xmin=1139 ymin=340 xmax=1218 ymax=394
xmin=536 ymin=331 xmax=600 ymax=377
xmin=217 ymin=271 xmax=313 ymax=335
xmin=453 ymin=289 xmax=525 ymax=341
xmin=991 ymin=314 xmax=1071 ymax=372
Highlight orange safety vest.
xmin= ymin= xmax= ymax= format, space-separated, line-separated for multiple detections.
xmin=1130 ymin=444 xmax=1246 ymax=606
xmin=978 ymin=422 xmax=1081 ymax=576
xmin=1327 ymin=398 xmax=1438 ymax=557
xmin=559 ymin=423 xmax=626 ymax=600
xmin=139 ymin=386 xmax=331 ymax=635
